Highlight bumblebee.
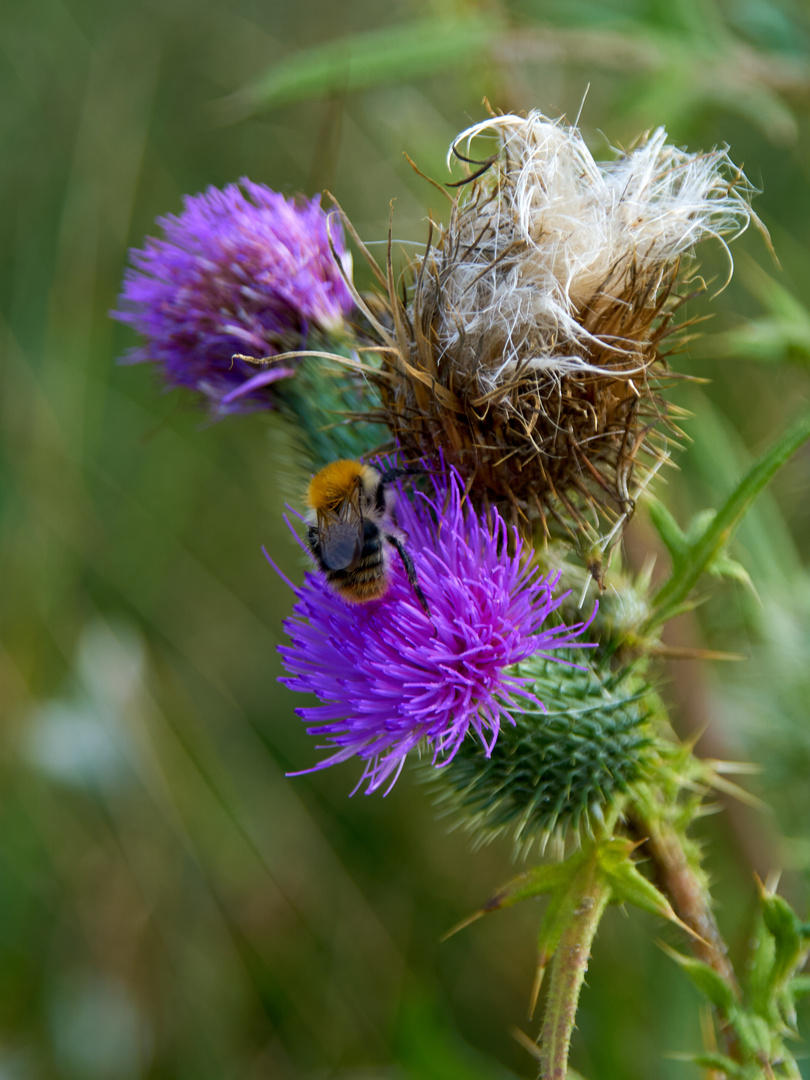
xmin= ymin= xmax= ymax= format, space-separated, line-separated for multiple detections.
xmin=305 ymin=460 xmax=430 ymax=614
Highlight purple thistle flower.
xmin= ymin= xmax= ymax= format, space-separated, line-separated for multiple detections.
xmin=276 ymin=465 xmax=596 ymax=794
xmin=112 ymin=180 xmax=354 ymax=414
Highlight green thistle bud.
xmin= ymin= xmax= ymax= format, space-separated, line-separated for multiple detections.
xmin=534 ymin=542 xmax=658 ymax=661
xmin=429 ymin=653 xmax=657 ymax=851
xmin=277 ymin=347 xmax=389 ymax=468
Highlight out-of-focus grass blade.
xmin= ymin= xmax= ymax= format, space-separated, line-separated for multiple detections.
xmin=647 ymin=410 xmax=810 ymax=629
xmin=715 ymin=259 xmax=810 ymax=366
xmin=216 ymin=15 xmax=503 ymax=122
xmin=678 ymin=396 xmax=804 ymax=589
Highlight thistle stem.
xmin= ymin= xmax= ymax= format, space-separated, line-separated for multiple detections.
xmin=640 ymin=816 xmax=743 ymax=1066
xmin=643 ymin=819 xmax=739 ymax=994
xmin=540 ymin=859 xmax=611 ymax=1080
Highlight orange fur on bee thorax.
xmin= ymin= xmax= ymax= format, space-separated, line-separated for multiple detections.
xmin=306 ymin=460 xmax=369 ymax=512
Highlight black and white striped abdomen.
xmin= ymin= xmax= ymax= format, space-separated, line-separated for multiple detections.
xmin=307 ymin=520 xmax=389 ymax=602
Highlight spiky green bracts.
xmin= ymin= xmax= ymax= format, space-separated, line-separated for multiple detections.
xmin=430 ymin=654 xmax=657 ymax=851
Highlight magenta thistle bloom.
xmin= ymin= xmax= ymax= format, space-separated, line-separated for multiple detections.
xmin=277 ymin=466 xmax=596 ymax=794
xmin=112 ymin=180 xmax=354 ymax=414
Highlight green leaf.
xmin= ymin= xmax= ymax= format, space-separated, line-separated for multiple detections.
xmin=648 ymin=500 xmax=688 ymax=559
xmin=445 ymin=855 xmax=587 ymax=938
xmin=649 ymin=503 xmax=757 ymax=596
xmin=661 ymin=945 xmax=738 ymax=1013
xmin=217 ymin=16 xmax=502 ymax=119
xmin=688 ymin=1052 xmax=747 ymax=1077
xmin=683 ymin=508 xmax=720 ymax=545
xmin=648 ymin=412 xmax=810 ymax=629
xmin=482 ymin=858 xmax=585 ymax=912
xmin=706 ymin=550 xmax=757 ymax=594
xmin=760 ymin=889 xmax=805 ymax=987
xmin=535 ymin=880 xmax=574 ymax=971
xmin=597 ymin=839 xmax=700 ymax=941
xmin=731 ymin=1011 xmax=772 ymax=1062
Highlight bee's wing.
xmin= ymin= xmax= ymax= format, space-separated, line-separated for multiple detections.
xmin=318 ymin=504 xmax=364 ymax=571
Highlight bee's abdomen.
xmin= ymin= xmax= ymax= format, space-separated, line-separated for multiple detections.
xmin=327 ymin=524 xmax=388 ymax=602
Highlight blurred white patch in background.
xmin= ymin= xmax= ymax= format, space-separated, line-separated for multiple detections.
xmin=21 ymin=619 xmax=146 ymax=790
xmin=48 ymin=969 xmax=150 ymax=1079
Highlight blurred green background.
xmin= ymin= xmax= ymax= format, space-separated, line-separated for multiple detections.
xmin=3 ymin=0 xmax=810 ymax=1076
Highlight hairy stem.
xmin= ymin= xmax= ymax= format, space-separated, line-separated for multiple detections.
xmin=540 ymin=860 xmax=611 ymax=1080
xmin=640 ymin=816 xmax=743 ymax=1066
xmin=644 ymin=819 xmax=739 ymax=993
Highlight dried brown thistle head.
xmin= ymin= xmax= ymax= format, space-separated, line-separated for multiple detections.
xmin=342 ymin=111 xmax=759 ymax=553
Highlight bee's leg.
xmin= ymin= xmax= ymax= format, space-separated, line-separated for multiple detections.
xmin=385 ymin=534 xmax=431 ymax=617
xmin=376 ymin=467 xmax=428 ymax=506
xmin=377 ymin=467 xmax=419 ymax=486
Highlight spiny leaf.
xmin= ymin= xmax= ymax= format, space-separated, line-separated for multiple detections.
xmin=530 ymin=884 xmax=573 ymax=1016
xmin=650 ymin=501 xmax=757 ymax=601
xmin=731 ymin=1010 xmax=772 ymax=1062
xmin=483 ymin=859 xmax=584 ymax=911
xmin=598 ymin=839 xmax=706 ymax=943
xmin=756 ymin=879 xmax=808 ymax=990
xmin=687 ymin=1052 xmax=747 ymax=1078
xmin=661 ymin=944 xmax=738 ymax=1013
xmin=648 ymin=499 xmax=688 ymax=559
xmin=442 ymin=858 xmax=583 ymax=940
